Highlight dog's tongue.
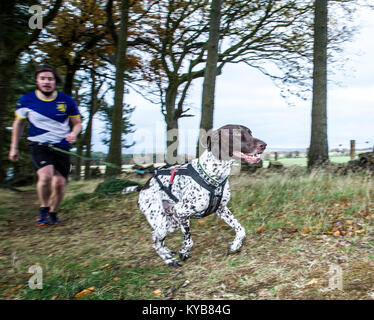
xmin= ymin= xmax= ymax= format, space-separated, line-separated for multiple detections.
xmin=233 ymin=151 xmax=260 ymax=163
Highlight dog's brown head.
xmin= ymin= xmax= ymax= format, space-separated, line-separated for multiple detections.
xmin=207 ymin=124 xmax=266 ymax=163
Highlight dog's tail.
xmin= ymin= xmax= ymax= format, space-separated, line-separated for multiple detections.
xmin=121 ymin=185 xmax=143 ymax=195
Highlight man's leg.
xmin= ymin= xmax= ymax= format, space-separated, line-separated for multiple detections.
xmin=36 ymin=165 xmax=54 ymax=207
xmin=36 ymin=165 xmax=54 ymax=225
xmin=49 ymin=171 xmax=66 ymax=213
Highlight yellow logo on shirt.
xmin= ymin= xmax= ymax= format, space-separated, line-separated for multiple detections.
xmin=57 ymin=103 xmax=67 ymax=113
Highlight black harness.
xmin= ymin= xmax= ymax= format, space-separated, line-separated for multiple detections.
xmin=153 ymin=163 xmax=228 ymax=218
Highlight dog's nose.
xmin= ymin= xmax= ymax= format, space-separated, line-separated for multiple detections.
xmin=258 ymin=142 xmax=267 ymax=150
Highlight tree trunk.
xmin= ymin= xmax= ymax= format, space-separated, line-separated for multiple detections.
xmin=308 ymin=0 xmax=329 ymax=168
xmin=63 ymin=65 xmax=78 ymax=96
xmin=106 ymin=0 xmax=129 ymax=177
xmin=165 ymin=116 xmax=179 ymax=165
xmin=197 ymin=0 xmax=223 ymax=157
xmin=0 ymin=58 xmax=16 ymax=182
xmin=73 ymin=143 xmax=83 ymax=180
xmin=84 ymin=73 xmax=99 ymax=180
xmin=164 ymin=84 xmax=180 ymax=164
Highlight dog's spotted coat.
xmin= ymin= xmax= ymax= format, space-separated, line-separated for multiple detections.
xmin=125 ymin=125 xmax=266 ymax=267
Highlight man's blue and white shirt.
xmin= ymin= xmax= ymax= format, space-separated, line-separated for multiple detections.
xmin=15 ymin=91 xmax=80 ymax=148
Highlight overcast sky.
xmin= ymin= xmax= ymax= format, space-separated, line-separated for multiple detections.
xmin=92 ymin=6 xmax=374 ymax=154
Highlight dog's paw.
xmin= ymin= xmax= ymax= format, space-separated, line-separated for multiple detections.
xmin=228 ymin=242 xmax=242 ymax=254
xmin=167 ymin=259 xmax=182 ymax=268
xmin=179 ymin=252 xmax=190 ymax=261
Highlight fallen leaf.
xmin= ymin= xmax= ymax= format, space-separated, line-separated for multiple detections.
xmin=285 ymin=227 xmax=298 ymax=234
xmin=256 ymin=225 xmax=264 ymax=233
xmin=113 ymin=277 xmax=121 ymax=281
xmin=152 ymin=289 xmax=162 ymax=296
xmin=182 ymin=280 xmax=190 ymax=287
xmin=198 ymin=220 xmax=206 ymax=226
xmin=305 ymin=279 xmax=319 ymax=287
xmin=333 ymin=230 xmax=341 ymax=237
xmin=9 ymin=284 xmax=24 ymax=294
xmin=303 ymin=228 xmax=311 ymax=234
xmin=121 ymin=224 xmax=139 ymax=233
xmin=75 ymin=287 xmax=95 ymax=299
xmin=101 ymin=264 xmax=112 ymax=270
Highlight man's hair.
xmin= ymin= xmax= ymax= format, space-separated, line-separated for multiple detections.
xmin=35 ymin=65 xmax=62 ymax=84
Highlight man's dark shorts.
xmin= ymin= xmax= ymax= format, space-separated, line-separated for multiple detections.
xmin=29 ymin=142 xmax=71 ymax=179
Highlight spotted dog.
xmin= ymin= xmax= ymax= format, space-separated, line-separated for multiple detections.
xmin=123 ymin=125 xmax=267 ymax=267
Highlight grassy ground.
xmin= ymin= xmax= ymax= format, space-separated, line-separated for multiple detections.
xmin=0 ymin=167 xmax=373 ymax=300
xmin=263 ymin=156 xmax=353 ymax=167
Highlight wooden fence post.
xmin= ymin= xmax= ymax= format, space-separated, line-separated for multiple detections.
xmin=350 ymin=140 xmax=355 ymax=160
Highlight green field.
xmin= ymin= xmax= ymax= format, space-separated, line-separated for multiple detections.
xmin=0 ymin=167 xmax=373 ymax=300
xmin=263 ymin=156 xmax=352 ymax=167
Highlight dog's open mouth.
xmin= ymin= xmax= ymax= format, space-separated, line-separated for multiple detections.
xmin=233 ymin=151 xmax=262 ymax=164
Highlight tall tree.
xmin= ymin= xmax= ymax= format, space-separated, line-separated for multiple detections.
xmin=197 ymin=0 xmax=223 ymax=157
xmin=34 ymin=0 xmax=109 ymax=96
xmin=83 ymin=71 xmax=105 ymax=180
xmin=139 ymin=0 xmax=317 ymax=161
xmin=106 ymin=0 xmax=130 ymax=177
xmin=137 ymin=0 xmax=358 ymax=162
xmin=308 ymin=0 xmax=329 ymax=168
xmin=0 ymin=0 xmax=62 ymax=183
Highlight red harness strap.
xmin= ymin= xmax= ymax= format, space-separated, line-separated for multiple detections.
xmin=169 ymin=165 xmax=181 ymax=183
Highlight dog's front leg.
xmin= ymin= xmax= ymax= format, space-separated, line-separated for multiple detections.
xmin=152 ymin=231 xmax=182 ymax=267
xmin=216 ymin=206 xmax=246 ymax=252
xmin=178 ymin=218 xmax=193 ymax=261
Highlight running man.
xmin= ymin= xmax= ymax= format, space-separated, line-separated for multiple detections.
xmin=9 ymin=65 xmax=82 ymax=225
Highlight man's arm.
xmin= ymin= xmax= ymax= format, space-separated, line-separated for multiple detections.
xmin=9 ymin=116 xmax=26 ymax=162
xmin=66 ymin=116 xmax=83 ymax=144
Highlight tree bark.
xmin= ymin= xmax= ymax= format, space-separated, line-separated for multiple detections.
xmin=164 ymin=84 xmax=180 ymax=164
xmin=0 ymin=57 xmax=17 ymax=182
xmin=63 ymin=66 xmax=78 ymax=96
xmin=105 ymin=0 xmax=129 ymax=177
xmin=197 ymin=0 xmax=223 ymax=157
xmin=308 ymin=0 xmax=329 ymax=168
xmin=84 ymin=72 xmax=99 ymax=180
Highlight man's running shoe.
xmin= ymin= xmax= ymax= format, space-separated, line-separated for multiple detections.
xmin=36 ymin=207 xmax=49 ymax=226
xmin=48 ymin=212 xmax=62 ymax=225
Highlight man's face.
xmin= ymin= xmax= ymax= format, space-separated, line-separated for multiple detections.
xmin=36 ymin=71 xmax=56 ymax=94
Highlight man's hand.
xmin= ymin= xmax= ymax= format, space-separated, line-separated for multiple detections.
xmin=66 ymin=116 xmax=82 ymax=144
xmin=9 ymin=117 xmax=26 ymax=162
xmin=66 ymin=132 xmax=78 ymax=144
xmin=9 ymin=148 xmax=20 ymax=162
